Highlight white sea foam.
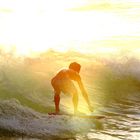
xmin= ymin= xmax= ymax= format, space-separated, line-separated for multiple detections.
xmin=0 ymin=99 xmax=92 ymax=139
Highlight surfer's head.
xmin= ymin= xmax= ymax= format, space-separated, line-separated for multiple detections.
xmin=69 ymin=62 xmax=81 ymax=73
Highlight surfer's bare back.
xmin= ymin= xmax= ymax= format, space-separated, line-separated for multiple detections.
xmin=51 ymin=62 xmax=93 ymax=115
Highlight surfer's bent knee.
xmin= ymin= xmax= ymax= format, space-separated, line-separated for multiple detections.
xmin=51 ymin=77 xmax=60 ymax=94
xmin=70 ymin=88 xmax=78 ymax=97
xmin=54 ymin=90 xmax=60 ymax=96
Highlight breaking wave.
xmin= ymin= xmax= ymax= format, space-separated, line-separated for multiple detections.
xmin=0 ymin=99 xmax=94 ymax=139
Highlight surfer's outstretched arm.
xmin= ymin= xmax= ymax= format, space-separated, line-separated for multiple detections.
xmin=78 ymin=80 xmax=93 ymax=112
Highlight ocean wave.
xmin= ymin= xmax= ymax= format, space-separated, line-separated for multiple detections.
xmin=0 ymin=99 xmax=93 ymax=139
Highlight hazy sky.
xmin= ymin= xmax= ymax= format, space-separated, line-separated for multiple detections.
xmin=0 ymin=0 xmax=140 ymax=55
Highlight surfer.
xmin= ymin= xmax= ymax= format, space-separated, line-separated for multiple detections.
xmin=51 ymin=62 xmax=93 ymax=115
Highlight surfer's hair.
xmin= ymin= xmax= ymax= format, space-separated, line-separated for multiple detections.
xmin=69 ymin=62 xmax=81 ymax=73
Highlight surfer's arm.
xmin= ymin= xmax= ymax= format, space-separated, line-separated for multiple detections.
xmin=78 ymin=80 xmax=93 ymax=112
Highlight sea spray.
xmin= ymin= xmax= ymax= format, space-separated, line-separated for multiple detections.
xmin=0 ymin=99 xmax=93 ymax=139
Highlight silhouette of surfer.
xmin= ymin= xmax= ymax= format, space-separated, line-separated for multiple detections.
xmin=51 ymin=62 xmax=93 ymax=115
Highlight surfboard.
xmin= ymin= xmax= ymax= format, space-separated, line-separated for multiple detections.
xmin=48 ymin=113 xmax=105 ymax=119
xmin=72 ymin=114 xmax=105 ymax=119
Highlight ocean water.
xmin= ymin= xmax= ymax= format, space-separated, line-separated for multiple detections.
xmin=87 ymin=92 xmax=140 ymax=140
xmin=0 ymin=92 xmax=139 ymax=140
xmin=0 ymin=51 xmax=140 ymax=140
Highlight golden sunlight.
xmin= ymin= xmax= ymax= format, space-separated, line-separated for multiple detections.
xmin=0 ymin=0 xmax=139 ymax=55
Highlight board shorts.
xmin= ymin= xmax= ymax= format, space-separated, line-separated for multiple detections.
xmin=51 ymin=77 xmax=77 ymax=95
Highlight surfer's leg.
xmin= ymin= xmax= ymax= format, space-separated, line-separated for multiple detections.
xmin=72 ymin=90 xmax=78 ymax=114
xmin=51 ymin=77 xmax=61 ymax=114
xmin=61 ymin=79 xmax=79 ymax=114
xmin=66 ymin=81 xmax=79 ymax=114
xmin=54 ymin=90 xmax=61 ymax=114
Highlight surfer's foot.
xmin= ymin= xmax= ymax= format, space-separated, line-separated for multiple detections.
xmin=48 ymin=112 xmax=61 ymax=115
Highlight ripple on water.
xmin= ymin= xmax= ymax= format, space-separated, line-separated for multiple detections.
xmin=88 ymin=93 xmax=140 ymax=140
